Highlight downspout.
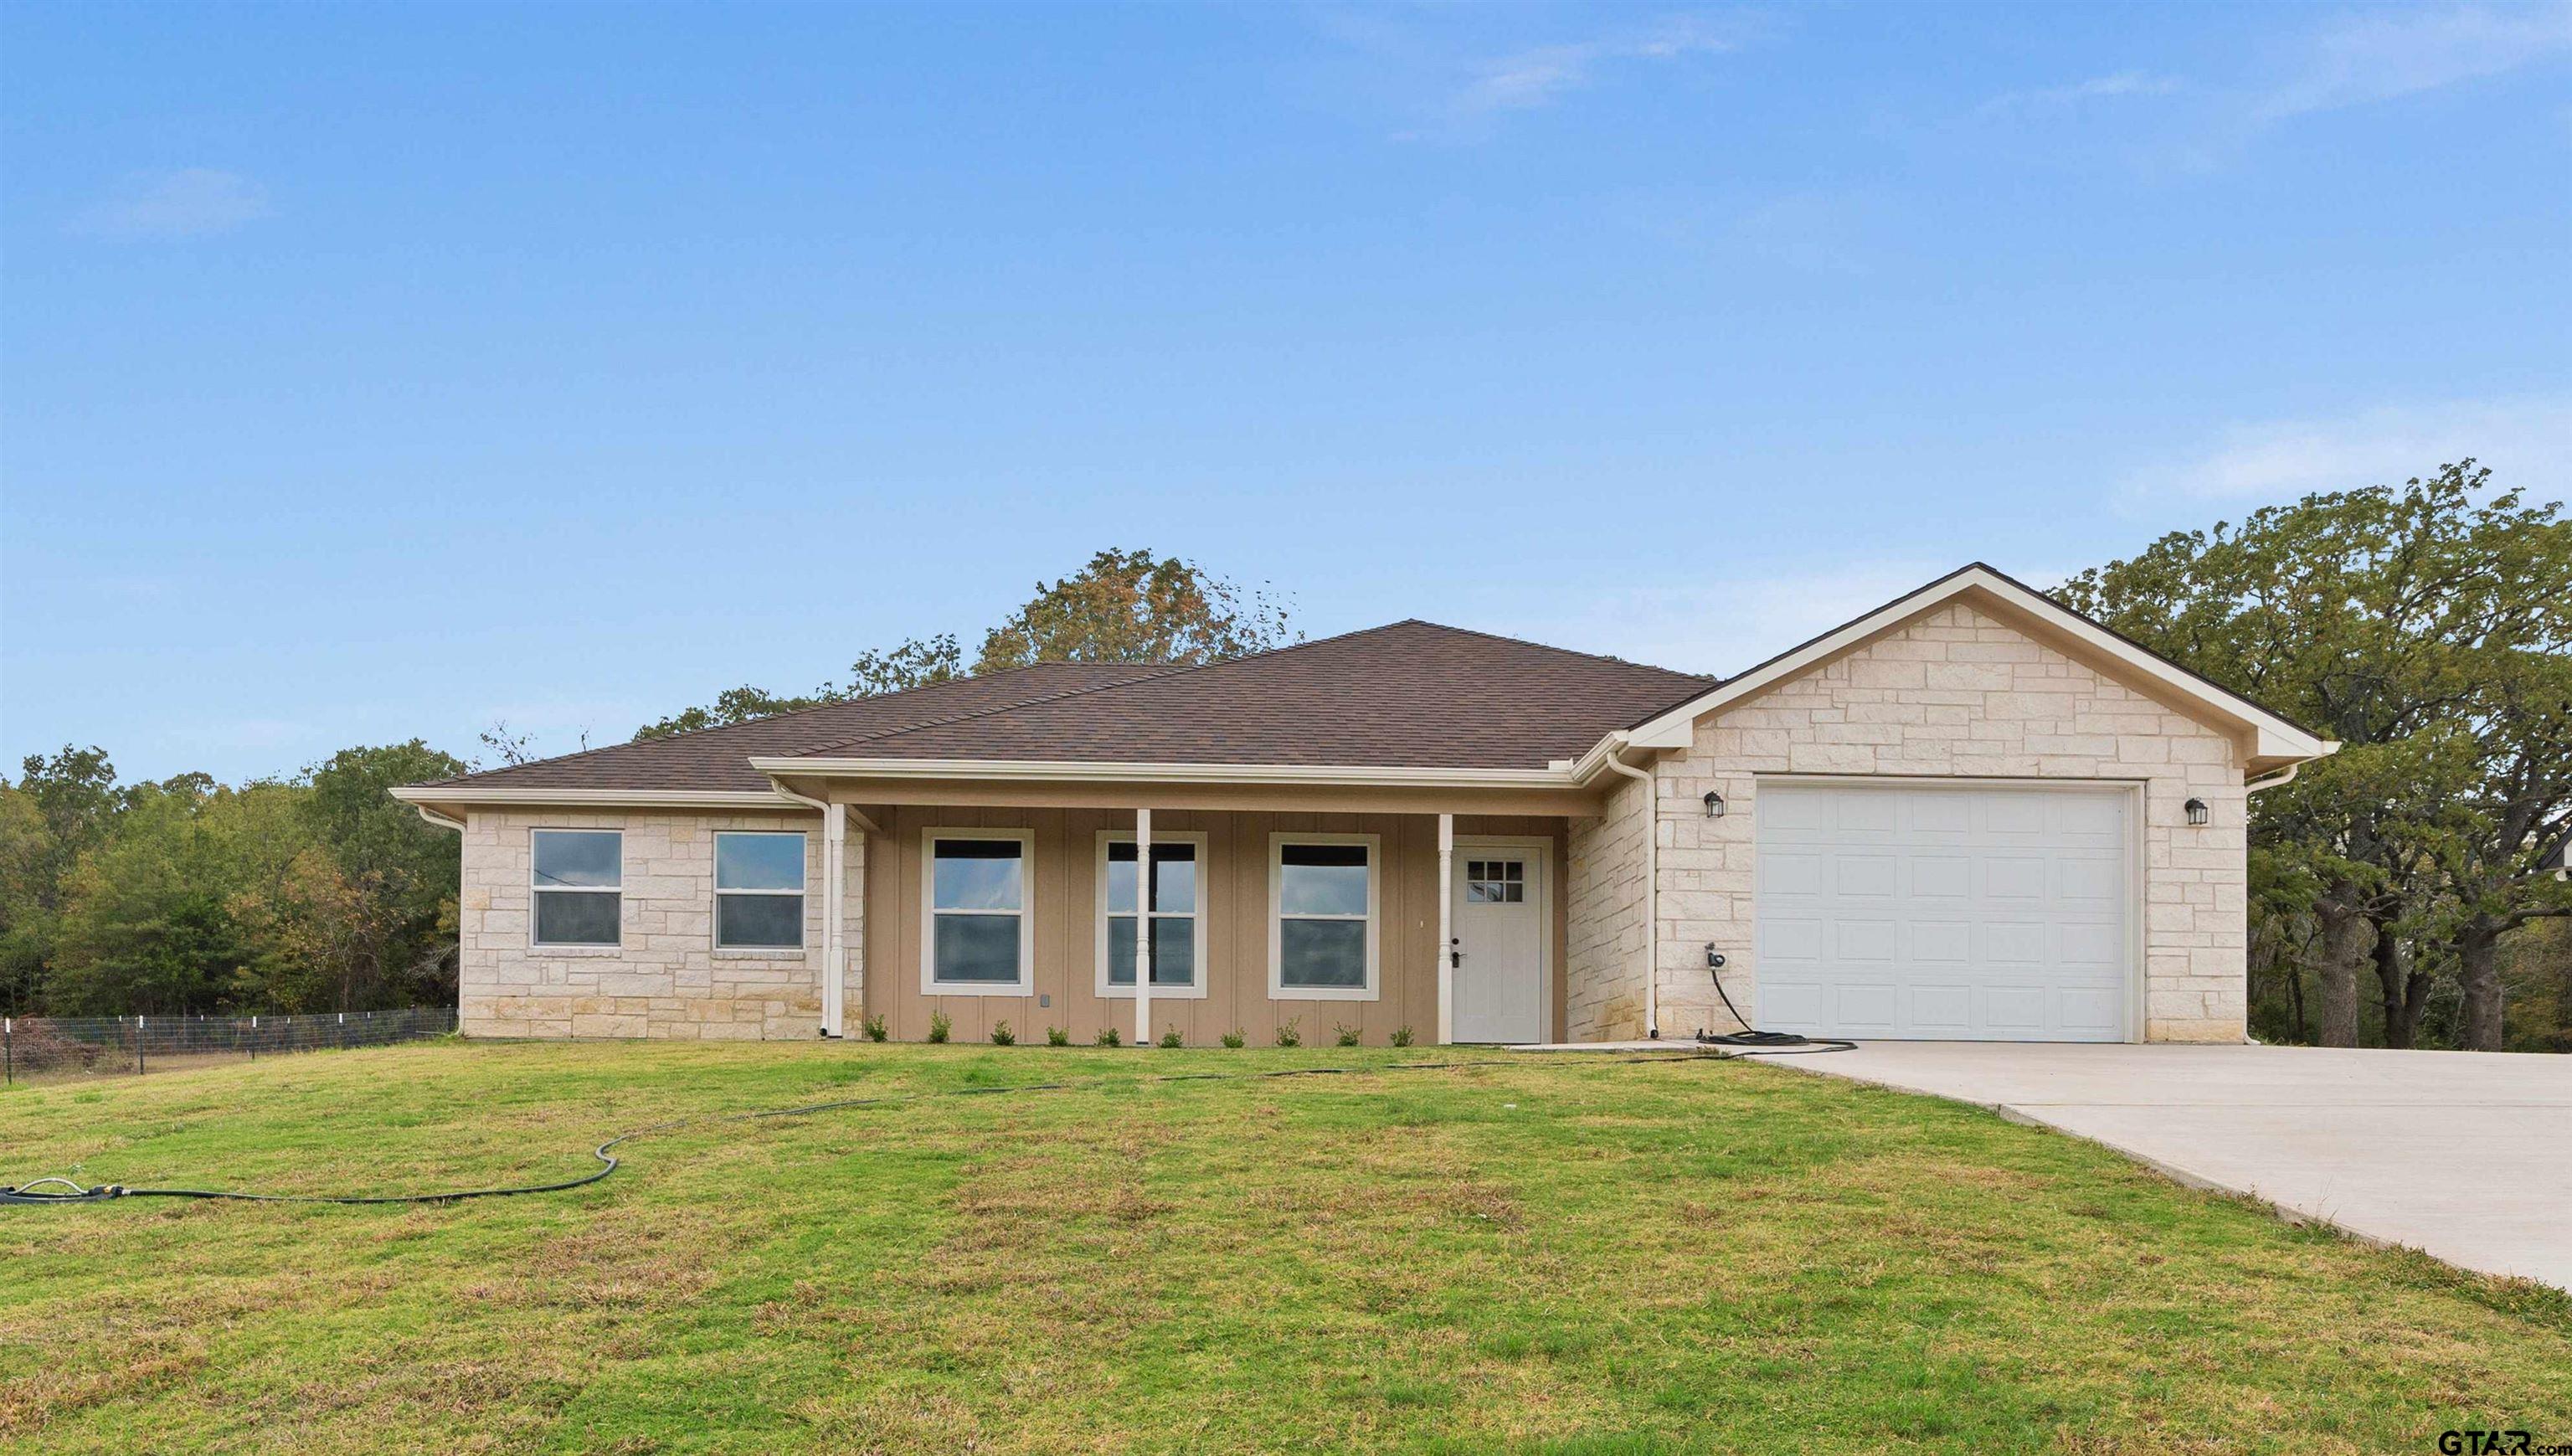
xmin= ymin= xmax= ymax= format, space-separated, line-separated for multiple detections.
xmin=771 ymin=782 xmax=846 ymax=1038
xmin=1602 ymin=740 xmax=1659 ymax=1040
xmin=412 ymin=805 xmax=466 ymax=833
xmin=2245 ymin=763 xmax=2301 ymax=795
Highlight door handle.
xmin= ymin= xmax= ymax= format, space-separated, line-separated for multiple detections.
xmin=1449 ymin=938 xmax=1463 ymax=968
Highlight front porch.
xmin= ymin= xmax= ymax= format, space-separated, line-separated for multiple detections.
xmin=831 ymin=800 xmax=1572 ymax=1047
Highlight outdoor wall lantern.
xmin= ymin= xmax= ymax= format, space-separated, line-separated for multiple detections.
xmin=2184 ymin=797 xmax=2209 ymax=826
xmin=1704 ymin=791 xmax=1726 ymax=817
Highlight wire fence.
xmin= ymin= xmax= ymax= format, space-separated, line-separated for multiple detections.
xmin=2 ymin=1007 xmax=459 ymax=1085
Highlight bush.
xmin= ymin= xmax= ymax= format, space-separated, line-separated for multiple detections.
xmin=1095 ymin=1026 xmax=1121 ymax=1047
xmin=927 ymin=1010 xmax=951 ymax=1044
xmin=862 ymin=1013 xmax=888 ymax=1043
xmin=1273 ymin=1018 xmax=1301 ymax=1048
xmin=1334 ymin=1022 xmax=1361 ymax=1047
xmin=1045 ymin=1025 xmax=1070 ymax=1047
xmin=990 ymin=1020 xmax=1016 ymax=1047
xmin=1389 ymin=1026 xmax=1414 ymax=1047
xmin=1158 ymin=1026 xmax=1183 ymax=1049
xmin=1221 ymin=1029 xmax=1246 ymax=1048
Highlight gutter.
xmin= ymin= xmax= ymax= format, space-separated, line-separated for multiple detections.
xmin=411 ymin=805 xmax=466 ymax=833
xmin=748 ymin=756 xmax=1577 ymax=790
xmin=1598 ymin=734 xmax=1660 ymax=1040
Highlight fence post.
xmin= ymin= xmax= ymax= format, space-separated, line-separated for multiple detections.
xmin=5 ymin=1017 xmax=12 ymax=1087
xmin=249 ymin=1014 xmax=258 ymax=1063
xmin=136 ymin=1014 xmax=146 ymax=1076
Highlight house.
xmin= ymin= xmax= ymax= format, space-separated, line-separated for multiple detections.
xmin=391 ymin=565 xmax=2336 ymax=1047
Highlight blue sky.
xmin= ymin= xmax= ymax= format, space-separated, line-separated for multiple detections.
xmin=5 ymin=3 xmax=2567 ymax=785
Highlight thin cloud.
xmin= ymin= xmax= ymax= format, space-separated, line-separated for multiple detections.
xmin=2120 ymin=395 xmax=2572 ymax=508
xmin=69 ymin=168 xmax=271 ymax=239
xmin=1389 ymin=13 xmax=1764 ymax=141
xmin=1979 ymin=70 xmax=2184 ymax=116
xmin=2254 ymin=3 xmax=2572 ymax=121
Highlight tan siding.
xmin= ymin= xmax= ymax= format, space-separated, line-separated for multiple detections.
xmin=856 ymin=806 xmax=1564 ymax=1046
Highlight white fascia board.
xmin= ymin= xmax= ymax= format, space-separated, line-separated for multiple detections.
xmin=1615 ymin=565 xmax=2337 ymax=764
xmin=390 ymin=786 xmax=808 ymax=810
xmin=750 ymin=756 xmax=1577 ymax=790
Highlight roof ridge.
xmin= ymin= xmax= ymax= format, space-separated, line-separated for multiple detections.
xmin=784 ymin=620 xmax=1440 ymax=759
xmin=1389 ymin=618 xmax=1716 ymax=683
xmin=420 ymin=659 xmax=1143 ymax=787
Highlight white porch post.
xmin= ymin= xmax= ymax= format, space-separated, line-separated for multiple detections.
xmin=821 ymin=801 xmax=846 ymax=1037
xmin=1436 ymin=812 xmax=1454 ymax=1046
xmin=1133 ymin=807 xmax=1153 ymax=1047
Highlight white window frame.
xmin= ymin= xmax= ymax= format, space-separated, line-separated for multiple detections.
xmin=529 ymin=827 xmax=623 ymax=950
xmin=919 ymin=826 xmax=1036 ymax=996
xmin=712 ymin=831 xmax=809 ymax=954
xmin=1094 ymin=829 xmax=1211 ymax=1001
xmin=1268 ymin=831 xmax=1381 ymax=1002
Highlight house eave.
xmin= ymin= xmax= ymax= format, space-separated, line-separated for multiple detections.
xmin=749 ymin=755 xmax=1579 ymax=791
xmin=389 ymin=786 xmax=807 ymax=810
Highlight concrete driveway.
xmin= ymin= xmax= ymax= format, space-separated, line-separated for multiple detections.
xmin=1791 ymin=1042 xmax=2572 ymax=1289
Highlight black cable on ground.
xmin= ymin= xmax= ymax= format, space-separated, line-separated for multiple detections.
xmin=1693 ymin=964 xmax=1860 ymax=1056
xmin=1 ymin=1047 xmax=1808 ymax=1210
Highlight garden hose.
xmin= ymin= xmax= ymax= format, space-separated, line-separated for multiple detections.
xmin=1 ymin=1047 xmax=1813 ymax=1209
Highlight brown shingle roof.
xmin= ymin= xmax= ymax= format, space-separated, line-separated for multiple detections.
xmin=788 ymin=621 xmax=1711 ymax=770
xmin=420 ymin=662 xmax=1178 ymax=793
xmin=415 ymin=623 xmax=1713 ymax=793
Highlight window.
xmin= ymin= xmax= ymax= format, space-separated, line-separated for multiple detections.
xmin=1466 ymin=859 xmax=1525 ymax=903
xmin=1269 ymin=834 xmax=1378 ymax=1000
xmin=922 ymin=829 xmax=1033 ymax=993
xmin=715 ymin=831 xmax=806 ymax=950
xmin=1097 ymin=831 xmax=1208 ymax=998
xmin=532 ymin=829 xmax=621 ymax=947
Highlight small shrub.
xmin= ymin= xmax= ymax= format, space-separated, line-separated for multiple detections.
xmin=1221 ymin=1029 xmax=1246 ymax=1049
xmin=927 ymin=1010 xmax=951 ymax=1044
xmin=1095 ymin=1026 xmax=1122 ymax=1047
xmin=1158 ymin=1026 xmax=1183 ymax=1049
xmin=990 ymin=1021 xmax=1016 ymax=1047
xmin=1045 ymin=1025 xmax=1070 ymax=1047
xmin=1273 ymin=1018 xmax=1301 ymax=1048
xmin=861 ymin=1013 xmax=888 ymax=1043
xmin=1389 ymin=1026 xmax=1414 ymax=1047
xmin=1334 ymin=1022 xmax=1361 ymax=1047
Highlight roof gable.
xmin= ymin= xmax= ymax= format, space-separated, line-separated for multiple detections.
xmin=1618 ymin=563 xmax=2335 ymax=770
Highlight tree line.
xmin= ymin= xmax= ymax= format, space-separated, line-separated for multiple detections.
xmin=2060 ymin=463 xmax=2570 ymax=1052
xmin=3 ymin=507 xmax=2564 ymax=1047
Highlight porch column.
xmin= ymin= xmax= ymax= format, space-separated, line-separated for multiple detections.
xmin=1133 ymin=807 xmax=1153 ymax=1047
xmin=1436 ymin=812 xmax=1454 ymax=1045
xmin=821 ymin=802 xmax=846 ymax=1037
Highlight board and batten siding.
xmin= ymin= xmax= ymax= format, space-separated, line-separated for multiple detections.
xmin=863 ymin=806 xmax=1566 ymax=1047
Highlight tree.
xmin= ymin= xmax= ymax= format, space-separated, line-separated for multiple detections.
xmin=973 ymin=548 xmax=1292 ymax=674
xmin=0 ymin=748 xmax=129 ymax=1014
xmin=635 ymin=549 xmax=1291 ymax=742
xmin=301 ymin=742 xmax=471 ymax=1007
xmin=2060 ymin=462 xmax=2569 ymax=1050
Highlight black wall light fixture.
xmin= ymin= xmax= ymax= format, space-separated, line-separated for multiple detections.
xmin=2184 ymin=797 xmax=2209 ymax=826
xmin=1704 ymin=791 xmax=1726 ymax=817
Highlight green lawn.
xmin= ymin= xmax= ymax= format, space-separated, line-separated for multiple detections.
xmin=3 ymin=1041 xmax=2565 ymax=1453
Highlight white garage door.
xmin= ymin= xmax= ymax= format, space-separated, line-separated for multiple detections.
xmin=1754 ymin=783 xmax=2133 ymax=1042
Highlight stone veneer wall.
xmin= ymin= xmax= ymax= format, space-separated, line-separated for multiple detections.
xmin=1640 ymin=601 xmax=2250 ymax=1043
xmin=456 ymin=809 xmax=862 ymax=1039
xmin=1564 ymin=769 xmax=1651 ymax=1041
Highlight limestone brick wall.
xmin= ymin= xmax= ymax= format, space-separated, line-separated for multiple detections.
xmin=1637 ymin=602 xmax=2249 ymax=1043
xmin=456 ymin=809 xmax=862 ymax=1040
xmin=1564 ymin=770 xmax=1650 ymax=1040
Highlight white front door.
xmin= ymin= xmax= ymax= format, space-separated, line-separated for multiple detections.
xmin=1451 ymin=843 xmax=1546 ymax=1043
xmin=1753 ymin=782 xmax=2135 ymax=1042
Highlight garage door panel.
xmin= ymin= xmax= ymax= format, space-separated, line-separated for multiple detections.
xmin=1754 ymin=783 xmax=2132 ymax=1042
xmin=1836 ymin=856 xmax=1898 ymax=898
xmin=1911 ymin=856 xmax=1970 ymax=898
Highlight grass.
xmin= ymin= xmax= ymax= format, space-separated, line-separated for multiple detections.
xmin=3 ymin=1041 xmax=2567 ymax=1453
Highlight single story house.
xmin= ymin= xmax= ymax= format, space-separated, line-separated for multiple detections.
xmin=392 ymin=565 xmax=2335 ymax=1047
